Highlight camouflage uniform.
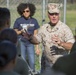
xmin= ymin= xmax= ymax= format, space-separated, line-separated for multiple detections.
xmin=35 ymin=20 xmax=75 ymax=71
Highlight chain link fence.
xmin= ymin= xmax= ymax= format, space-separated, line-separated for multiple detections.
xmin=0 ymin=0 xmax=65 ymax=27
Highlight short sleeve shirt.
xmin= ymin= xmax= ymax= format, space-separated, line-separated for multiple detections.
xmin=13 ymin=16 xmax=40 ymax=45
xmin=14 ymin=57 xmax=29 ymax=75
xmin=35 ymin=20 xmax=75 ymax=63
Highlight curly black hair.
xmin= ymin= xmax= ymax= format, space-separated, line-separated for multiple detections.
xmin=17 ymin=3 xmax=36 ymax=17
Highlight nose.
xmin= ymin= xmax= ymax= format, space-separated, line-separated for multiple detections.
xmin=53 ymin=15 xmax=56 ymax=17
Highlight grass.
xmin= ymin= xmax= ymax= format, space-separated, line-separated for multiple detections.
xmin=66 ymin=10 xmax=76 ymax=35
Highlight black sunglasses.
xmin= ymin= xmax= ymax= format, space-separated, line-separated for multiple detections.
xmin=48 ymin=12 xmax=59 ymax=16
xmin=23 ymin=10 xmax=30 ymax=13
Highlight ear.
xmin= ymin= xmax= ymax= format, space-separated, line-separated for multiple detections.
xmin=59 ymin=13 xmax=61 ymax=18
xmin=12 ymin=57 xmax=17 ymax=65
xmin=6 ymin=19 xmax=10 ymax=28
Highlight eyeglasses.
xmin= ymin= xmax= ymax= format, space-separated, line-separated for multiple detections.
xmin=23 ymin=10 xmax=30 ymax=13
xmin=48 ymin=12 xmax=59 ymax=16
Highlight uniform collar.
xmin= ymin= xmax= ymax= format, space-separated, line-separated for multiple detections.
xmin=46 ymin=20 xmax=61 ymax=32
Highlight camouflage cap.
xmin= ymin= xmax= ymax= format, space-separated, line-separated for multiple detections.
xmin=47 ymin=3 xmax=62 ymax=13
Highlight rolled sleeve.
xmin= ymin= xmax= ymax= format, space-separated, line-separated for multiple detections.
xmin=35 ymin=33 xmax=42 ymax=43
xmin=67 ymin=39 xmax=75 ymax=43
xmin=63 ymin=25 xmax=75 ymax=43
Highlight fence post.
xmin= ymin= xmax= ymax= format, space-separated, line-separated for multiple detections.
xmin=7 ymin=0 xmax=9 ymax=8
xmin=42 ymin=0 xmax=46 ymax=25
xmin=63 ymin=0 xmax=67 ymax=23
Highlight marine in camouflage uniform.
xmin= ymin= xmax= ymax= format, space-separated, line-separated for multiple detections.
xmin=35 ymin=20 xmax=75 ymax=72
xmin=23 ymin=3 xmax=75 ymax=73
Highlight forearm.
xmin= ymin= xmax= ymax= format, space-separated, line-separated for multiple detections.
xmin=14 ymin=29 xmax=22 ymax=35
xmin=35 ymin=45 xmax=39 ymax=49
xmin=35 ymin=45 xmax=40 ymax=55
xmin=59 ymin=42 xmax=73 ymax=50
xmin=29 ymin=35 xmax=40 ymax=45
xmin=52 ymin=35 xmax=74 ymax=51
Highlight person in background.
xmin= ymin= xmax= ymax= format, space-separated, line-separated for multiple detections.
xmin=52 ymin=43 xmax=76 ymax=75
xmin=70 ymin=41 xmax=76 ymax=53
xmin=0 ymin=7 xmax=10 ymax=31
xmin=41 ymin=66 xmax=65 ymax=75
xmin=0 ymin=41 xmax=20 ymax=75
xmin=13 ymin=3 xmax=40 ymax=72
xmin=23 ymin=3 xmax=75 ymax=74
xmin=0 ymin=7 xmax=29 ymax=75
xmin=0 ymin=28 xmax=29 ymax=75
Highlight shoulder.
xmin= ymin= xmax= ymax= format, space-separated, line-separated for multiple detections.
xmin=31 ymin=18 xmax=38 ymax=22
xmin=31 ymin=17 xmax=36 ymax=20
xmin=16 ymin=57 xmax=25 ymax=64
xmin=12 ymin=71 xmax=20 ymax=75
xmin=41 ymin=23 xmax=49 ymax=29
xmin=59 ymin=21 xmax=70 ymax=29
xmin=38 ymin=23 xmax=49 ymax=33
xmin=16 ymin=57 xmax=29 ymax=68
xmin=57 ymin=21 xmax=71 ymax=32
xmin=14 ymin=57 xmax=28 ymax=70
xmin=0 ymin=71 xmax=20 ymax=75
xmin=70 ymin=42 xmax=76 ymax=53
xmin=15 ymin=17 xmax=24 ymax=21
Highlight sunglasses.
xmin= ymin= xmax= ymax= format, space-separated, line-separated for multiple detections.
xmin=23 ymin=10 xmax=30 ymax=13
xmin=48 ymin=12 xmax=59 ymax=16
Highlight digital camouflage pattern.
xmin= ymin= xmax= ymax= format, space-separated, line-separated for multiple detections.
xmin=35 ymin=20 xmax=75 ymax=70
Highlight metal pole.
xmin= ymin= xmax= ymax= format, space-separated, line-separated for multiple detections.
xmin=63 ymin=0 xmax=67 ymax=23
xmin=42 ymin=0 xmax=46 ymax=25
xmin=26 ymin=0 xmax=32 ymax=3
xmin=7 ymin=0 xmax=9 ymax=8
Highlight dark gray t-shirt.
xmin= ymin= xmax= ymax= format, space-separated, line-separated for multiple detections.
xmin=0 ymin=71 xmax=20 ymax=75
xmin=13 ymin=57 xmax=29 ymax=75
xmin=13 ymin=16 xmax=40 ymax=46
